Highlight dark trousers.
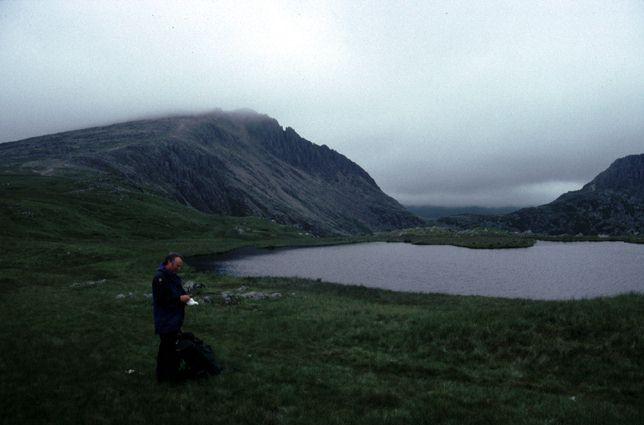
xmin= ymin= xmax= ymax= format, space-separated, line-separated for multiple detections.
xmin=156 ymin=331 xmax=180 ymax=382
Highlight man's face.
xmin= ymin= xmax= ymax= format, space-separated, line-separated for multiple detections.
xmin=167 ymin=257 xmax=183 ymax=273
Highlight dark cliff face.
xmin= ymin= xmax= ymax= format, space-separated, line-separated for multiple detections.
xmin=0 ymin=110 xmax=422 ymax=235
xmin=580 ymin=154 xmax=644 ymax=196
xmin=438 ymin=154 xmax=644 ymax=236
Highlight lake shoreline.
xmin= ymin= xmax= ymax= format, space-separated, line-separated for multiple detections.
xmin=187 ymin=232 xmax=644 ymax=268
xmin=196 ymin=241 xmax=644 ymax=301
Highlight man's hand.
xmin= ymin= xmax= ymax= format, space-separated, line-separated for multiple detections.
xmin=180 ymin=295 xmax=191 ymax=303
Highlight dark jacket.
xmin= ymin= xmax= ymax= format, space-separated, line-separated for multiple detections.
xmin=152 ymin=265 xmax=187 ymax=334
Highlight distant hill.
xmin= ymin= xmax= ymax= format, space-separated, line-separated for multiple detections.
xmin=0 ymin=109 xmax=423 ymax=235
xmin=438 ymin=154 xmax=644 ymax=235
xmin=406 ymin=205 xmax=520 ymax=221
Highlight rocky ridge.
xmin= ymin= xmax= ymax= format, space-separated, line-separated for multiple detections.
xmin=438 ymin=154 xmax=644 ymax=235
xmin=0 ymin=109 xmax=423 ymax=235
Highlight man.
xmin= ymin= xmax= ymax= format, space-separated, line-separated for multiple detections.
xmin=152 ymin=252 xmax=192 ymax=382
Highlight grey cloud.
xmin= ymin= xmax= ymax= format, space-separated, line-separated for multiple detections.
xmin=1 ymin=0 xmax=643 ymax=208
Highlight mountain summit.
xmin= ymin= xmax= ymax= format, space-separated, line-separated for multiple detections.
xmin=0 ymin=110 xmax=422 ymax=235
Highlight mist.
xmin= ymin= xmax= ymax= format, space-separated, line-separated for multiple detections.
xmin=1 ymin=0 xmax=643 ymax=207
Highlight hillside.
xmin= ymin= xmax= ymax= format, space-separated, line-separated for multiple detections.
xmin=0 ymin=109 xmax=422 ymax=235
xmin=2 ymin=172 xmax=642 ymax=424
xmin=1 ymin=135 xmax=642 ymax=425
xmin=438 ymin=154 xmax=644 ymax=235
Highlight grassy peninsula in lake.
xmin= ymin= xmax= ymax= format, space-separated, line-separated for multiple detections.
xmin=2 ymin=173 xmax=643 ymax=424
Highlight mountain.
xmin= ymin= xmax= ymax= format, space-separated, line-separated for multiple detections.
xmin=405 ymin=205 xmax=520 ymax=221
xmin=0 ymin=109 xmax=423 ymax=235
xmin=438 ymin=154 xmax=644 ymax=235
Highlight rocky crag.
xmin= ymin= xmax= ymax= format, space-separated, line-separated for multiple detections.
xmin=438 ymin=154 xmax=644 ymax=235
xmin=0 ymin=109 xmax=422 ymax=235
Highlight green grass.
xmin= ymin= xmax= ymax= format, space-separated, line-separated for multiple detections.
xmin=0 ymin=173 xmax=348 ymax=287
xmin=1 ymin=173 xmax=643 ymax=424
xmin=374 ymin=226 xmax=537 ymax=248
xmin=373 ymin=225 xmax=644 ymax=248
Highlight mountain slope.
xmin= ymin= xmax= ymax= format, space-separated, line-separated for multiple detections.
xmin=438 ymin=154 xmax=644 ymax=235
xmin=0 ymin=109 xmax=422 ymax=235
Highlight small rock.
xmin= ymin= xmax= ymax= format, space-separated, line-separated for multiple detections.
xmin=236 ymin=285 xmax=248 ymax=292
xmin=115 ymin=293 xmax=126 ymax=299
xmin=221 ymin=292 xmax=240 ymax=305
xmin=201 ymin=295 xmax=213 ymax=304
xmin=268 ymin=292 xmax=282 ymax=299
xmin=241 ymin=291 xmax=267 ymax=300
xmin=143 ymin=293 xmax=152 ymax=299
xmin=69 ymin=279 xmax=107 ymax=288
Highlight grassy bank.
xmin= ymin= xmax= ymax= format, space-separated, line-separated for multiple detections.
xmin=2 ymin=272 xmax=643 ymax=424
xmin=374 ymin=226 xmax=536 ymax=249
xmin=2 ymin=173 xmax=643 ymax=424
xmin=374 ymin=225 xmax=644 ymax=249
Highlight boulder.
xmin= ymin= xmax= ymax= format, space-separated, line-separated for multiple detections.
xmin=184 ymin=280 xmax=205 ymax=295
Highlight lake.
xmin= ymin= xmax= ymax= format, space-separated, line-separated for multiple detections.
xmin=192 ymin=241 xmax=644 ymax=300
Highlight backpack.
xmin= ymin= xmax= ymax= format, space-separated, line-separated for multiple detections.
xmin=176 ymin=332 xmax=223 ymax=378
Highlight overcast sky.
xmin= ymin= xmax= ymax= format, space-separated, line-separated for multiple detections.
xmin=1 ymin=1 xmax=643 ymax=207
